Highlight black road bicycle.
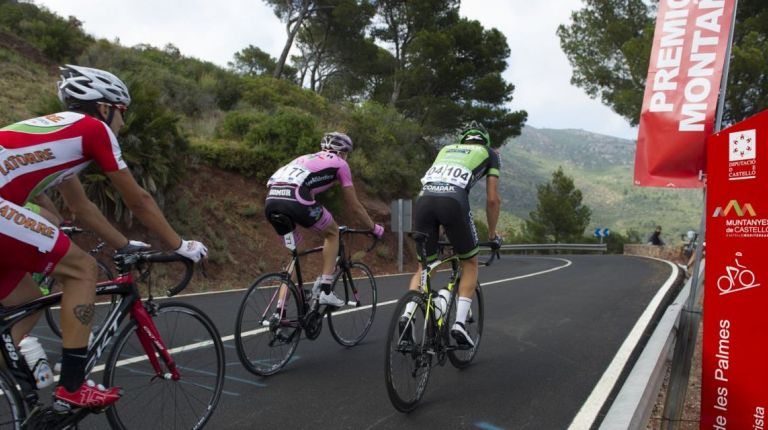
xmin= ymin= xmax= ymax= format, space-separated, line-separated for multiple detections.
xmin=0 ymin=251 xmax=224 ymax=429
xmin=235 ymin=214 xmax=378 ymax=376
xmin=384 ymin=231 xmax=499 ymax=412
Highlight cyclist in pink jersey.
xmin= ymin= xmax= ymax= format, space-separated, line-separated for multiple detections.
xmin=0 ymin=65 xmax=208 ymax=411
xmin=265 ymin=132 xmax=384 ymax=306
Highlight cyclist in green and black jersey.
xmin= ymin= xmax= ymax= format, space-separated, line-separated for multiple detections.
xmin=403 ymin=121 xmax=502 ymax=347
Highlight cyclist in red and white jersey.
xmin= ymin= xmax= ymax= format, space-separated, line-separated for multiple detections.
xmin=0 ymin=65 xmax=208 ymax=411
xmin=265 ymin=132 xmax=384 ymax=306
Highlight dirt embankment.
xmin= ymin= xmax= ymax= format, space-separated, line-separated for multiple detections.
xmin=91 ymin=164 xmax=417 ymax=293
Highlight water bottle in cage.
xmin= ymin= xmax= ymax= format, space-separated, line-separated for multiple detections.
xmin=432 ymin=289 xmax=452 ymax=320
xmin=19 ymin=336 xmax=54 ymax=388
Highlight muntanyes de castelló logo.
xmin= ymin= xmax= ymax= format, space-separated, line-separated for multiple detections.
xmin=712 ymin=200 xmax=756 ymax=218
xmin=714 ymin=200 xmax=768 ymax=239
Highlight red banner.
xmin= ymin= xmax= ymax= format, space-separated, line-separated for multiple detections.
xmin=634 ymin=0 xmax=736 ymax=188
xmin=702 ymin=109 xmax=768 ymax=430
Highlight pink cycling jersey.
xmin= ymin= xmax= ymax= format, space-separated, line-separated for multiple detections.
xmin=0 ymin=111 xmax=127 ymax=298
xmin=267 ymin=151 xmax=353 ymax=205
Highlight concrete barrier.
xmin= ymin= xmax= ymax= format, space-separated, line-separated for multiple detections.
xmin=624 ymin=244 xmax=686 ymax=264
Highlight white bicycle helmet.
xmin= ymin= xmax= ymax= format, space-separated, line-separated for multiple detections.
xmin=58 ymin=64 xmax=131 ymax=107
xmin=320 ymin=132 xmax=353 ymax=152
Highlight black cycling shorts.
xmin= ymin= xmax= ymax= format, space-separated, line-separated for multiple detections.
xmin=413 ymin=193 xmax=479 ymax=261
xmin=264 ymin=192 xmax=333 ymax=235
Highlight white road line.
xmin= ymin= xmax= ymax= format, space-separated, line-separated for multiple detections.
xmin=567 ymin=258 xmax=680 ymax=430
xmin=91 ymin=257 xmax=571 ymax=373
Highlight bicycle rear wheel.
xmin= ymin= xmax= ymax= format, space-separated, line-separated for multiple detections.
xmin=448 ymin=284 xmax=484 ymax=368
xmin=327 ymin=262 xmax=377 ymax=346
xmin=45 ymin=259 xmax=116 ymax=338
xmin=103 ymin=302 xmax=225 ymax=430
xmin=0 ymin=370 xmax=24 ymax=429
xmin=384 ymin=290 xmax=433 ymax=412
xmin=235 ymin=273 xmax=302 ymax=376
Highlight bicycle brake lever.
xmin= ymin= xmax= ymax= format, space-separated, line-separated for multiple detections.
xmin=198 ymin=260 xmax=209 ymax=278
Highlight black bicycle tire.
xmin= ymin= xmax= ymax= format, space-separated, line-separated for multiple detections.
xmin=447 ymin=283 xmax=484 ymax=368
xmin=384 ymin=290 xmax=433 ymax=413
xmin=45 ymin=259 xmax=116 ymax=338
xmin=327 ymin=262 xmax=377 ymax=347
xmin=234 ymin=272 xmax=302 ymax=376
xmin=103 ymin=302 xmax=225 ymax=430
xmin=0 ymin=369 xmax=25 ymax=429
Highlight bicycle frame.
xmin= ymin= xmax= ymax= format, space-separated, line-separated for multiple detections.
xmin=0 ymin=252 xmax=192 ymax=414
xmin=265 ymin=227 xmax=375 ymax=321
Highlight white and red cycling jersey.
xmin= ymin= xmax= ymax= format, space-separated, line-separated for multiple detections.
xmin=0 ymin=111 xmax=127 ymax=298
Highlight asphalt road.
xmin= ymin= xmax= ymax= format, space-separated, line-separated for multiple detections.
xmin=32 ymin=254 xmax=673 ymax=430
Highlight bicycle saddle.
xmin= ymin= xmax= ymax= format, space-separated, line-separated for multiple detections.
xmin=408 ymin=231 xmax=429 ymax=242
xmin=269 ymin=213 xmax=296 ymax=235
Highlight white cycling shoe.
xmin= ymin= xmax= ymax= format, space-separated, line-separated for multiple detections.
xmin=319 ymin=291 xmax=346 ymax=307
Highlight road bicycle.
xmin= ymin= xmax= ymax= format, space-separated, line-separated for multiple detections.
xmin=36 ymin=225 xmax=116 ymax=338
xmin=384 ymin=231 xmax=499 ymax=412
xmin=234 ymin=214 xmax=378 ymax=376
xmin=0 ymin=250 xmax=225 ymax=429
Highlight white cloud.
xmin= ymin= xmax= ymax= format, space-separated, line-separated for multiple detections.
xmin=36 ymin=0 xmax=639 ymax=139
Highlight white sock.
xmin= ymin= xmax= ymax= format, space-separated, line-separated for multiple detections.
xmin=402 ymin=302 xmax=417 ymax=319
xmin=454 ymin=297 xmax=472 ymax=325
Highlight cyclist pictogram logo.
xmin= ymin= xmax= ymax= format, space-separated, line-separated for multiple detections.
xmin=717 ymin=251 xmax=761 ymax=296
xmin=711 ymin=200 xmax=756 ymax=218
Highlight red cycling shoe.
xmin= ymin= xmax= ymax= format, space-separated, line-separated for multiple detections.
xmin=53 ymin=380 xmax=122 ymax=411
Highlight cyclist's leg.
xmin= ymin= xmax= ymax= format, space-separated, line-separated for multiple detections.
xmin=408 ymin=195 xmax=441 ymax=291
xmin=0 ymin=200 xmax=71 ymax=345
xmin=311 ymin=208 xmax=338 ymax=278
xmin=307 ymin=205 xmax=348 ymax=306
xmin=1 ymin=199 xmax=118 ymax=407
xmin=0 ymin=274 xmax=43 ymax=344
xmin=439 ymin=197 xmax=480 ymax=346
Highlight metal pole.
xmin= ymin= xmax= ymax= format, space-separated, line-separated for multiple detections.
xmin=662 ymin=2 xmax=737 ymax=427
xmin=397 ymin=199 xmax=403 ymax=273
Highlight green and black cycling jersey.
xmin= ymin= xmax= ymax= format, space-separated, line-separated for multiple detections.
xmin=419 ymin=143 xmax=500 ymax=195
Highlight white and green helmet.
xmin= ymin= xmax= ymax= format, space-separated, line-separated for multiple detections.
xmin=459 ymin=121 xmax=491 ymax=146
xmin=58 ymin=64 xmax=131 ymax=107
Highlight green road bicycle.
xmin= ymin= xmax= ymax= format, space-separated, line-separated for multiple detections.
xmin=385 ymin=231 xmax=499 ymax=412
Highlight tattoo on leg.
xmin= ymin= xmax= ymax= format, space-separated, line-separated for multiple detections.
xmin=73 ymin=304 xmax=96 ymax=325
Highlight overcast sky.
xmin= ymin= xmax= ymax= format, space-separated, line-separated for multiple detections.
xmin=36 ymin=0 xmax=639 ymax=140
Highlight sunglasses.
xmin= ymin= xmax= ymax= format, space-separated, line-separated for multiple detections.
xmin=98 ymin=102 xmax=128 ymax=116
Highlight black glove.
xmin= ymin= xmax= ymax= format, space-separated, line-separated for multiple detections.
xmin=490 ymin=234 xmax=503 ymax=250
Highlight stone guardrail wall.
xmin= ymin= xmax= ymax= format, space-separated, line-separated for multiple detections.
xmin=624 ymin=244 xmax=687 ymax=264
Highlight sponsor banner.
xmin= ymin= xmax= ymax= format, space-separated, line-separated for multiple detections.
xmin=634 ymin=0 xmax=736 ymax=188
xmin=702 ymin=109 xmax=768 ymax=430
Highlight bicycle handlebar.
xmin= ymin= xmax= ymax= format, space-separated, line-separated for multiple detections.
xmin=476 ymin=241 xmax=501 ymax=267
xmin=114 ymin=251 xmax=195 ymax=297
xmin=339 ymin=226 xmax=380 ymax=253
xmin=435 ymin=240 xmax=501 ymax=266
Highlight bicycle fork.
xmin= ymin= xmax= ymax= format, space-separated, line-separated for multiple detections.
xmin=130 ymin=301 xmax=180 ymax=381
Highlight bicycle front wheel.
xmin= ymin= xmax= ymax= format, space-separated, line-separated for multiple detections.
xmin=235 ymin=273 xmax=302 ymax=376
xmin=45 ymin=259 xmax=116 ymax=338
xmin=0 ymin=370 xmax=24 ymax=429
xmin=448 ymin=284 xmax=484 ymax=368
xmin=327 ymin=262 xmax=377 ymax=346
xmin=384 ymin=290 xmax=433 ymax=412
xmin=104 ymin=302 xmax=225 ymax=430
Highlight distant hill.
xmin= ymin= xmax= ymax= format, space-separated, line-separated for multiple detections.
xmin=472 ymin=126 xmax=703 ymax=242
